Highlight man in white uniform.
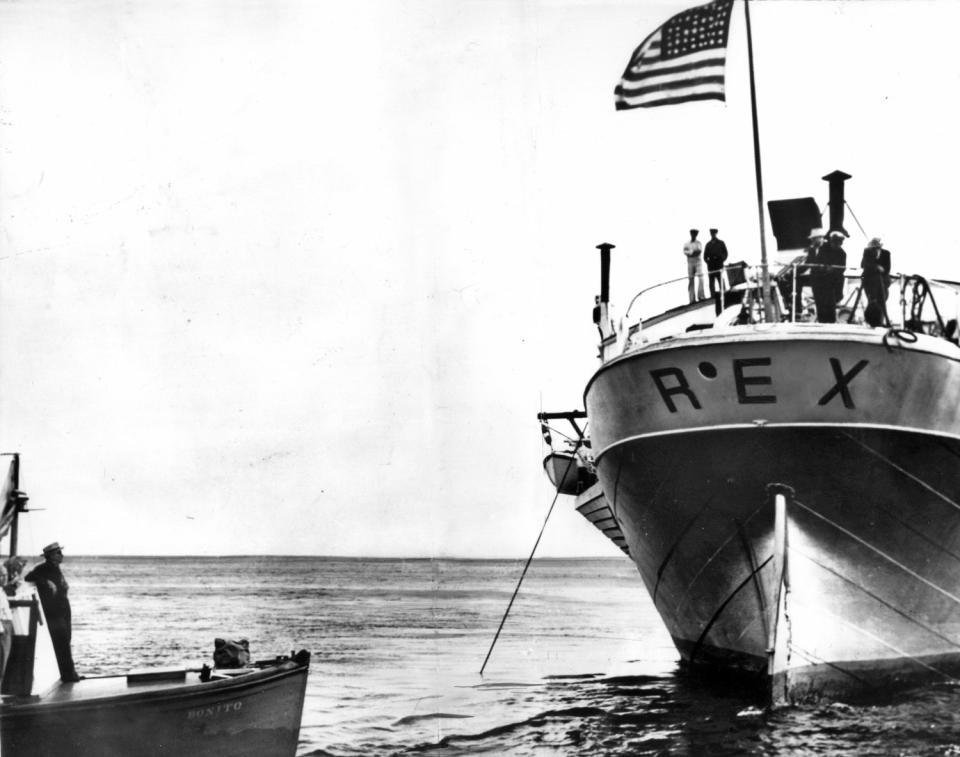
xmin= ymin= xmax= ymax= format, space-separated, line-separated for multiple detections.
xmin=683 ymin=228 xmax=704 ymax=304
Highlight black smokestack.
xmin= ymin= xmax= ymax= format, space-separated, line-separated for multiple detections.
xmin=596 ymin=242 xmax=614 ymax=304
xmin=822 ymin=170 xmax=852 ymax=236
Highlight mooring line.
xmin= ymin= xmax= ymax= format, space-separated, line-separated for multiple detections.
xmin=841 ymin=431 xmax=960 ymax=515
xmin=793 ymin=497 xmax=960 ymax=608
xmin=479 ymin=440 xmax=581 ymax=676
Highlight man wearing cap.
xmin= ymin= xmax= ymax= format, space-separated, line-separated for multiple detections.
xmin=861 ymin=236 xmax=892 ymax=324
xmin=811 ymin=230 xmax=847 ymax=323
xmin=25 ymin=542 xmax=79 ymax=682
xmin=683 ymin=228 xmax=705 ymax=304
xmin=703 ymin=228 xmax=729 ymax=314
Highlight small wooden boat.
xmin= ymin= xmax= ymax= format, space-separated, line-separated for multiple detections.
xmin=0 ymin=454 xmax=311 ymax=757
xmin=1 ymin=653 xmax=310 ymax=757
xmin=542 ymin=451 xmax=596 ymax=495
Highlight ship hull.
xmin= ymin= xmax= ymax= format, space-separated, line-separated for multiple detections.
xmin=584 ymin=327 xmax=960 ymax=702
xmin=0 ymin=658 xmax=309 ymax=757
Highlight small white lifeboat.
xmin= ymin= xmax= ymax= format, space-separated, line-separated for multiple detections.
xmin=542 ymin=451 xmax=596 ymax=495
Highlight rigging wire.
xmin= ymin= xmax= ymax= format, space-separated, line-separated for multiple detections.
xmin=840 ymin=431 xmax=960 ymax=515
xmin=541 ymin=423 xmax=579 ymax=446
xmin=788 ymin=597 xmax=960 ymax=686
xmin=791 ymin=546 xmax=960 ymax=651
xmin=792 ymin=497 xmax=960 ymax=608
xmin=843 ymin=201 xmax=868 ymax=239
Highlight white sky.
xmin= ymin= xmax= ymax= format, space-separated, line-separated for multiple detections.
xmin=0 ymin=0 xmax=956 ymax=557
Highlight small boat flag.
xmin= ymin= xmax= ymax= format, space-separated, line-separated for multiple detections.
xmin=615 ymin=0 xmax=734 ymax=110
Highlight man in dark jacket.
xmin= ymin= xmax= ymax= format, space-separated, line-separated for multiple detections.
xmin=861 ymin=236 xmax=891 ymax=323
xmin=703 ymin=228 xmax=729 ymax=314
xmin=780 ymin=227 xmax=824 ymax=321
xmin=811 ymin=230 xmax=847 ymax=323
xmin=25 ymin=542 xmax=79 ymax=682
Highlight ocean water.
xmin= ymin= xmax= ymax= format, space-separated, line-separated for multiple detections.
xmin=61 ymin=556 xmax=960 ymax=756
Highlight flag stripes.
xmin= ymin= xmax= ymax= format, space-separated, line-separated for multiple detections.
xmin=625 ymin=75 xmax=725 ymax=99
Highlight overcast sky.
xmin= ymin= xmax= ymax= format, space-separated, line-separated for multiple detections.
xmin=0 ymin=0 xmax=957 ymax=557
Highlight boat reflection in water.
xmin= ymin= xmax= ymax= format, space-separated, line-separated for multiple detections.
xmin=0 ymin=455 xmax=310 ymax=757
xmin=541 ymin=171 xmax=960 ymax=704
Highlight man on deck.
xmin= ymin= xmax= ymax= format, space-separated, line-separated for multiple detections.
xmin=811 ymin=230 xmax=847 ymax=324
xmin=25 ymin=542 xmax=79 ymax=682
xmin=703 ymin=228 xmax=729 ymax=314
xmin=683 ymin=228 xmax=704 ymax=304
xmin=860 ymin=236 xmax=892 ymax=324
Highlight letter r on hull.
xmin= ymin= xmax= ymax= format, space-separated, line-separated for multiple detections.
xmin=650 ymin=367 xmax=701 ymax=413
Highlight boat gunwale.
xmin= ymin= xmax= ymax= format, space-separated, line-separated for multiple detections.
xmin=0 ymin=660 xmax=308 ymax=715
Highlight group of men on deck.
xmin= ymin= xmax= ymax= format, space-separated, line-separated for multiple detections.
xmin=683 ymin=228 xmax=728 ymax=309
xmin=683 ymin=226 xmax=891 ymax=323
xmin=794 ymin=228 xmax=891 ymax=324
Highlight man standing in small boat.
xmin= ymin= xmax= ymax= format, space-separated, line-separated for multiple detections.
xmin=25 ymin=542 xmax=79 ymax=682
xmin=683 ymin=228 xmax=704 ymax=304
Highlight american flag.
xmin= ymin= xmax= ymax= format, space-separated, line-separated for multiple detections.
xmin=615 ymin=0 xmax=735 ymax=111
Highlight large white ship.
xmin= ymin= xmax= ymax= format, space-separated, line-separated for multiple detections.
xmin=542 ymin=171 xmax=960 ymax=703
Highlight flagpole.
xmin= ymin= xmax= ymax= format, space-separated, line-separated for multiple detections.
xmin=743 ymin=0 xmax=774 ymax=323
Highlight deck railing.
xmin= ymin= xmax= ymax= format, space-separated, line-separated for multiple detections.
xmin=607 ymin=263 xmax=960 ymax=359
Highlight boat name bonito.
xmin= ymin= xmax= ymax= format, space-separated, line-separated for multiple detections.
xmin=186 ymin=700 xmax=244 ymax=719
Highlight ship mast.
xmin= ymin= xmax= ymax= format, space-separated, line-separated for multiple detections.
xmin=743 ymin=0 xmax=773 ymax=323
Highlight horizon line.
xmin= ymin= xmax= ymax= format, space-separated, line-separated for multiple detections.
xmin=51 ymin=553 xmax=628 ymax=561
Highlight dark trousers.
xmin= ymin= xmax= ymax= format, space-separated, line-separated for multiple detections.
xmin=812 ymin=284 xmax=837 ymax=324
xmin=47 ymin=615 xmax=78 ymax=681
xmin=862 ymin=274 xmax=889 ymax=324
xmin=708 ymin=268 xmax=724 ymax=314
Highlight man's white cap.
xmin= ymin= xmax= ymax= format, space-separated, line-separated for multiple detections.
xmin=808 ymin=227 xmax=825 ymax=239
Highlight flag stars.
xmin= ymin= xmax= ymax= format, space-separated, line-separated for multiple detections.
xmin=662 ymin=0 xmax=732 ymax=59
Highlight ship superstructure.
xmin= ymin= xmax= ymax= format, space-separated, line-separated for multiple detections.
xmin=541 ymin=171 xmax=960 ymax=703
